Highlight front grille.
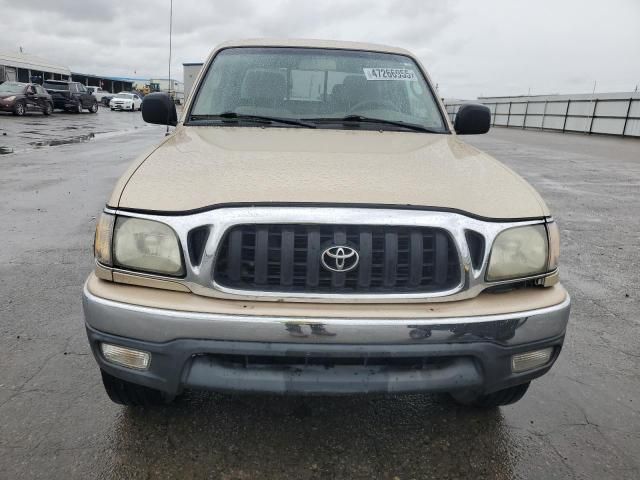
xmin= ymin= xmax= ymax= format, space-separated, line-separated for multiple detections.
xmin=213 ymin=224 xmax=460 ymax=294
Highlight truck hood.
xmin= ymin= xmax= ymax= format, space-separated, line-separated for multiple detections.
xmin=112 ymin=126 xmax=549 ymax=219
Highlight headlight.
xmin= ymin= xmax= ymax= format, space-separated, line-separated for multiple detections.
xmin=113 ymin=217 xmax=184 ymax=276
xmin=486 ymin=224 xmax=548 ymax=281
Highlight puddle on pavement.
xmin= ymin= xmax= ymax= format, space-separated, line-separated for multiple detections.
xmin=1 ymin=109 xmax=160 ymax=154
xmin=29 ymin=133 xmax=95 ymax=148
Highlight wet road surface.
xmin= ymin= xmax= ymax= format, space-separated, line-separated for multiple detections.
xmin=1 ymin=114 xmax=639 ymax=479
xmin=0 ymin=106 xmax=152 ymax=154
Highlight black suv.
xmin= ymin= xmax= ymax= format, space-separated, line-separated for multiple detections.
xmin=43 ymin=80 xmax=99 ymax=113
xmin=0 ymin=82 xmax=54 ymax=116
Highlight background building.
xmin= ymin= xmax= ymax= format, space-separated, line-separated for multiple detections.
xmin=1 ymin=50 xmax=134 ymax=92
xmin=70 ymin=73 xmax=133 ymax=93
xmin=0 ymin=51 xmax=70 ymax=83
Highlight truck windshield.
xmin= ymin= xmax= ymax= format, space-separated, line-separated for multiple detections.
xmin=189 ymin=47 xmax=448 ymax=133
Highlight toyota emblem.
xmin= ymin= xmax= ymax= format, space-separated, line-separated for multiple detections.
xmin=321 ymin=245 xmax=360 ymax=273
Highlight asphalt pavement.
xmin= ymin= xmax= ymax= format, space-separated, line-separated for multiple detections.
xmin=1 ymin=112 xmax=639 ymax=479
xmin=0 ymin=105 xmax=151 ymax=154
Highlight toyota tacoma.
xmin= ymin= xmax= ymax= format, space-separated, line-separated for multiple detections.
xmin=83 ymin=39 xmax=570 ymax=408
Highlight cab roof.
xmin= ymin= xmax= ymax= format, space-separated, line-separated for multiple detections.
xmin=214 ymin=38 xmax=414 ymax=56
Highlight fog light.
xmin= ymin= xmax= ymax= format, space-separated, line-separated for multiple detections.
xmin=511 ymin=348 xmax=553 ymax=373
xmin=101 ymin=343 xmax=151 ymax=370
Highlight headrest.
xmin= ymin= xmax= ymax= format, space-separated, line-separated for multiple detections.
xmin=241 ymin=69 xmax=286 ymax=102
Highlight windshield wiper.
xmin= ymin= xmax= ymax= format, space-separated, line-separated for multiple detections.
xmin=189 ymin=112 xmax=316 ymax=128
xmin=302 ymin=115 xmax=443 ymax=133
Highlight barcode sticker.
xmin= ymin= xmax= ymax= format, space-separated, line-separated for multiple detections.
xmin=363 ymin=68 xmax=418 ymax=81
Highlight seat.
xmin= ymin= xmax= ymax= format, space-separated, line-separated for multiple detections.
xmin=328 ymin=84 xmax=347 ymax=113
xmin=342 ymin=75 xmax=378 ymax=110
xmin=239 ymin=69 xmax=287 ymax=110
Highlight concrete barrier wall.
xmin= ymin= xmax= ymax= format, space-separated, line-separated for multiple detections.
xmin=444 ymin=93 xmax=640 ymax=137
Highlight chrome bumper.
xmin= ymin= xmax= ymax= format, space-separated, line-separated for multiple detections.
xmin=83 ymin=285 xmax=570 ymax=395
xmin=82 ymin=284 xmax=570 ymax=346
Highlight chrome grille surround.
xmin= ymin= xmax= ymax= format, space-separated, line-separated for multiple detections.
xmin=102 ymin=206 xmax=553 ymax=303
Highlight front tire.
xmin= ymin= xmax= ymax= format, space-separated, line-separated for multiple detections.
xmin=101 ymin=370 xmax=173 ymax=406
xmin=13 ymin=101 xmax=26 ymax=116
xmin=43 ymin=102 xmax=53 ymax=116
xmin=450 ymin=382 xmax=530 ymax=408
xmin=89 ymin=101 xmax=98 ymax=113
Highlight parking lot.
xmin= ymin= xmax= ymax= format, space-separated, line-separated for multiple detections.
xmin=0 ymin=106 xmax=151 ymax=154
xmin=1 ymin=113 xmax=639 ymax=479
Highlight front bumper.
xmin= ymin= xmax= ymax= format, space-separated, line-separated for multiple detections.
xmin=83 ymin=283 xmax=570 ymax=396
xmin=111 ymin=103 xmax=133 ymax=110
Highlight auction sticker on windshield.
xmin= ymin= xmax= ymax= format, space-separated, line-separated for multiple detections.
xmin=363 ymin=68 xmax=417 ymax=81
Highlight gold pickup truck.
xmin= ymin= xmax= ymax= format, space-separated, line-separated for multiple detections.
xmin=83 ymin=39 xmax=570 ymax=408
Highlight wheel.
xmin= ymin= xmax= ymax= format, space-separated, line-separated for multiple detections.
xmin=13 ymin=101 xmax=26 ymax=116
xmin=89 ymin=101 xmax=98 ymax=113
xmin=101 ymin=370 xmax=173 ymax=406
xmin=75 ymin=102 xmax=83 ymax=114
xmin=110 ymin=107 xmax=115 ymax=111
xmin=450 ymin=382 xmax=530 ymax=408
xmin=43 ymin=102 xmax=53 ymax=116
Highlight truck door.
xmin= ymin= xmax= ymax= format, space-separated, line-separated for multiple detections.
xmin=35 ymin=85 xmax=49 ymax=112
xmin=76 ymin=84 xmax=89 ymax=107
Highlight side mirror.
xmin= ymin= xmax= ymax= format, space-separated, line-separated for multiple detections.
xmin=141 ymin=92 xmax=177 ymax=126
xmin=454 ymin=103 xmax=491 ymax=134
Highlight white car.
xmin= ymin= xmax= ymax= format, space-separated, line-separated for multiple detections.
xmin=86 ymin=86 xmax=111 ymax=103
xmin=109 ymin=92 xmax=142 ymax=111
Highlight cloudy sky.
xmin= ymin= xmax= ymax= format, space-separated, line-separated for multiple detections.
xmin=1 ymin=0 xmax=638 ymax=99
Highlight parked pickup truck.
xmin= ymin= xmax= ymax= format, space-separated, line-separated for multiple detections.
xmin=83 ymin=39 xmax=570 ymax=408
xmin=43 ymin=80 xmax=98 ymax=113
xmin=86 ymin=86 xmax=112 ymax=104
